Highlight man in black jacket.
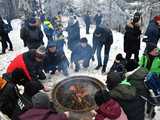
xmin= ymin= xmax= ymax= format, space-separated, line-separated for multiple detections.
xmin=20 ymin=17 xmax=44 ymax=49
xmin=93 ymin=23 xmax=113 ymax=73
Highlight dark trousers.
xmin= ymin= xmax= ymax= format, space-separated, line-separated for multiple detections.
xmin=1 ymin=36 xmax=7 ymax=53
xmin=5 ymin=34 xmax=13 ymax=50
xmin=125 ymin=51 xmax=139 ymax=62
xmin=86 ymin=24 xmax=90 ymax=34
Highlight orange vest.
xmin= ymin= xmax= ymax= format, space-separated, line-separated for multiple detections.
xmin=0 ymin=77 xmax=7 ymax=90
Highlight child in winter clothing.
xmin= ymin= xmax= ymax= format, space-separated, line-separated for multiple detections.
xmin=43 ymin=41 xmax=69 ymax=76
xmin=109 ymin=53 xmax=126 ymax=75
xmin=106 ymin=72 xmax=146 ymax=120
xmin=0 ymin=77 xmax=18 ymax=118
xmin=71 ymin=38 xmax=93 ymax=72
xmin=94 ymin=90 xmax=128 ymax=120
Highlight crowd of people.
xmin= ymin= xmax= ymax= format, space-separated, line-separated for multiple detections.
xmin=0 ymin=10 xmax=160 ymax=120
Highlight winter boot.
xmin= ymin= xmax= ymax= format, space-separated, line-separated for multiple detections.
xmin=95 ymin=65 xmax=102 ymax=70
xmin=102 ymin=65 xmax=106 ymax=73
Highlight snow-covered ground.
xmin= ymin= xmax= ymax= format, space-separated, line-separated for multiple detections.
xmin=0 ymin=18 xmax=160 ymax=120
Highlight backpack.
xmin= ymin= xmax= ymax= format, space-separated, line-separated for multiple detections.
xmin=0 ymin=77 xmax=7 ymax=90
xmin=145 ymin=72 xmax=160 ymax=95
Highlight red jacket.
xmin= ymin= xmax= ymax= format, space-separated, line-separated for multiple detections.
xmin=7 ymin=54 xmax=31 ymax=80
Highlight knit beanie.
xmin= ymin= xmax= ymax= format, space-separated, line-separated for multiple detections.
xmin=32 ymin=92 xmax=50 ymax=108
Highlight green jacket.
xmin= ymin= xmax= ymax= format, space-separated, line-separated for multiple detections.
xmin=139 ymin=54 xmax=160 ymax=74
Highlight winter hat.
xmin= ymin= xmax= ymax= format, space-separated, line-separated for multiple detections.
xmin=36 ymin=45 xmax=46 ymax=56
xmin=106 ymin=72 xmax=124 ymax=90
xmin=96 ymin=99 xmax=121 ymax=119
xmin=32 ymin=92 xmax=50 ymax=108
xmin=24 ymin=81 xmax=44 ymax=97
xmin=95 ymin=90 xmax=111 ymax=106
xmin=145 ymin=43 xmax=157 ymax=54
xmin=154 ymin=15 xmax=160 ymax=22
xmin=47 ymin=40 xmax=57 ymax=48
xmin=29 ymin=17 xmax=36 ymax=25
xmin=115 ymin=53 xmax=123 ymax=61
xmin=80 ymin=37 xmax=88 ymax=43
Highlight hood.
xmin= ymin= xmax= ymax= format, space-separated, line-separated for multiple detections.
xmin=110 ymin=84 xmax=136 ymax=100
xmin=96 ymin=99 xmax=121 ymax=120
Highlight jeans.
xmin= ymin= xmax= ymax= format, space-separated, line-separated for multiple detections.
xmin=96 ymin=43 xmax=111 ymax=66
xmin=44 ymin=60 xmax=69 ymax=76
xmin=73 ymin=57 xmax=91 ymax=71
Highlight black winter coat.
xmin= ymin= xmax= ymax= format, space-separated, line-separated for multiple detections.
xmin=110 ymin=84 xmax=145 ymax=120
xmin=124 ymin=21 xmax=141 ymax=53
xmin=20 ymin=25 xmax=44 ymax=49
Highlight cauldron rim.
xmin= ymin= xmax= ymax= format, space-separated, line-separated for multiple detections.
xmin=51 ymin=75 xmax=105 ymax=112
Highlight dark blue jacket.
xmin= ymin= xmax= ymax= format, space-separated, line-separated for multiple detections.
xmin=94 ymin=14 xmax=102 ymax=26
xmin=43 ymin=50 xmax=67 ymax=69
xmin=84 ymin=15 xmax=91 ymax=26
xmin=145 ymin=20 xmax=160 ymax=45
xmin=66 ymin=21 xmax=80 ymax=50
xmin=71 ymin=43 xmax=93 ymax=63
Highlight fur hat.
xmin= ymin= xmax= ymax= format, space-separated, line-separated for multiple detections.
xmin=32 ymin=92 xmax=50 ymax=108
xmin=36 ymin=45 xmax=46 ymax=55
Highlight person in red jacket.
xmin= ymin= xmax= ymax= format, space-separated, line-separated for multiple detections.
xmin=6 ymin=45 xmax=46 ymax=85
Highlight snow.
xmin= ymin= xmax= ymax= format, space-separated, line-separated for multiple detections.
xmin=0 ymin=18 xmax=160 ymax=120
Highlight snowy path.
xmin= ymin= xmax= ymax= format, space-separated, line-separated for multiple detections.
xmin=0 ymin=19 xmax=160 ymax=120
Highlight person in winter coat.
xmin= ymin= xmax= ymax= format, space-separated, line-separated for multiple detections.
xmin=71 ymin=38 xmax=93 ymax=72
xmin=43 ymin=41 xmax=69 ymax=76
xmin=108 ymin=53 xmax=126 ymax=75
xmin=20 ymin=17 xmax=44 ymax=49
xmin=17 ymin=92 xmax=69 ymax=120
xmin=66 ymin=16 xmax=80 ymax=51
xmin=84 ymin=11 xmax=91 ymax=34
xmin=0 ymin=16 xmax=13 ymax=54
xmin=106 ymin=72 xmax=146 ymax=120
xmin=94 ymin=11 xmax=103 ymax=28
xmin=94 ymin=90 xmax=128 ymax=120
xmin=11 ymin=80 xmax=44 ymax=120
xmin=124 ymin=13 xmax=141 ymax=62
xmin=93 ymin=22 xmax=113 ymax=73
xmin=4 ymin=17 xmax=13 ymax=51
xmin=144 ymin=15 xmax=160 ymax=45
xmin=139 ymin=43 xmax=160 ymax=118
xmin=6 ymin=45 xmax=46 ymax=84
xmin=0 ymin=77 xmax=18 ymax=118
xmin=42 ymin=18 xmax=54 ymax=40
xmin=139 ymin=43 xmax=160 ymax=74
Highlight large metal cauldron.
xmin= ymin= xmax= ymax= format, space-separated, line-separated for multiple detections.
xmin=51 ymin=76 xmax=105 ymax=112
